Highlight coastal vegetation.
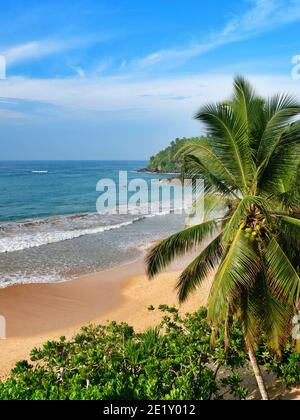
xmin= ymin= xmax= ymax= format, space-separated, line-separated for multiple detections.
xmin=146 ymin=137 xmax=205 ymax=173
xmin=1 ymin=306 xmax=299 ymax=400
xmin=1 ymin=76 xmax=300 ymax=401
xmin=146 ymin=76 xmax=300 ymax=400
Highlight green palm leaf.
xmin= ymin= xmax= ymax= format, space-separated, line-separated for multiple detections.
xmin=259 ymin=124 xmax=300 ymax=193
xmin=176 ymin=140 xmax=239 ymax=190
xmin=182 ymin=154 xmax=235 ymax=196
xmin=146 ymin=219 xmax=219 ymax=278
xmin=195 ymin=103 xmax=252 ymax=192
xmin=257 ymin=94 xmax=300 ymax=168
xmin=186 ymin=193 xmax=233 ymax=226
xmin=240 ymin=274 xmax=291 ymax=352
xmin=177 ymin=234 xmax=223 ymax=303
xmin=263 ymin=237 xmax=300 ymax=303
xmin=208 ymin=228 xmax=260 ymax=323
xmin=280 ymin=215 xmax=300 ymax=238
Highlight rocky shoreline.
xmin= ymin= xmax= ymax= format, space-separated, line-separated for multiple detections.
xmin=137 ymin=167 xmax=180 ymax=175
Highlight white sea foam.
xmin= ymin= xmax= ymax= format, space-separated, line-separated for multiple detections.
xmin=0 ymin=219 xmax=141 ymax=253
xmin=0 ymin=272 xmax=64 ymax=288
xmin=0 ymin=195 xmax=189 ymax=254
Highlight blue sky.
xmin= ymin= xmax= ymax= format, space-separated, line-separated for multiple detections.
xmin=1 ymin=0 xmax=300 ymax=159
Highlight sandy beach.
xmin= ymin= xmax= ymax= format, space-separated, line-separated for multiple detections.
xmin=0 ymin=254 xmax=210 ymax=379
xmin=1 ymin=255 xmax=299 ymax=400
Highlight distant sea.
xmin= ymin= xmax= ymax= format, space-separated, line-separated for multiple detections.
xmin=0 ymin=161 xmax=185 ymax=288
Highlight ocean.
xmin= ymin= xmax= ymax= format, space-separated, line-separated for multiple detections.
xmin=0 ymin=161 xmax=185 ymax=288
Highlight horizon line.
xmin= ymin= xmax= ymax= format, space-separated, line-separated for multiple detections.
xmin=0 ymin=159 xmax=149 ymax=162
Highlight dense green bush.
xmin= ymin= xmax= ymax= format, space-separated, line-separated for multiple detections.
xmin=257 ymin=340 xmax=300 ymax=388
xmin=0 ymin=306 xmax=249 ymax=400
xmin=1 ymin=306 xmax=299 ymax=400
xmin=147 ymin=137 xmax=207 ymax=172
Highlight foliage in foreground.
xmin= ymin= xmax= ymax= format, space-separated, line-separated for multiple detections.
xmin=1 ymin=306 xmax=299 ymax=400
xmin=0 ymin=307 xmax=250 ymax=400
xmin=257 ymin=340 xmax=300 ymax=388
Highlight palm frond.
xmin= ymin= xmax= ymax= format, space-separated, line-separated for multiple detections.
xmin=195 ymin=102 xmax=253 ymax=192
xmin=182 ymin=154 xmax=235 ymax=196
xmin=186 ymin=192 xmax=233 ymax=225
xmin=257 ymin=93 xmax=300 ymax=168
xmin=176 ymin=140 xmax=239 ymax=190
xmin=177 ymin=234 xmax=223 ymax=303
xmin=276 ymin=183 xmax=300 ymax=210
xmin=230 ymin=76 xmax=265 ymax=151
xmin=259 ymin=124 xmax=300 ymax=193
xmin=146 ymin=219 xmax=219 ymax=278
xmin=280 ymin=215 xmax=300 ymax=239
xmin=208 ymin=228 xmax=260 ymax=323
xmin=263 ymin=237 xmax=300 ymax=304
xmin=240 ymin=274 xmax=291 ymax=352
xmin=278 ymin=216 xmax=300 ymax=268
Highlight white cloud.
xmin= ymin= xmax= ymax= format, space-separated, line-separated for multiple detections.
xmin=95 ymin=59 xmax=112 ymax=75
xmin=2 ymin=34 xmax=110 ymax=68
xmin=1 ymin=73 xmax=300 ymax=120
xmin=127 ymin=0 xmax=300 ymax=71
xmin=4 ymin=41 xmax=69 ymax=66
xmin=68 ymin=64 xmax=86 ymax=78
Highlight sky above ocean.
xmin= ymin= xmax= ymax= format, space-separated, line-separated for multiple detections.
xmin=1 ymin=0 xmax=300 ymax=159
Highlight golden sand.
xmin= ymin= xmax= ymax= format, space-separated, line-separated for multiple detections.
xmin=0 ymin=257 xmax=299 ymax=400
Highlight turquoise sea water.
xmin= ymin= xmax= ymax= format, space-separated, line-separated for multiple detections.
xmin=0 ymin=160 xmax=152 ymax=221
xmin=0 ymin=161 xmax=185 ymax=287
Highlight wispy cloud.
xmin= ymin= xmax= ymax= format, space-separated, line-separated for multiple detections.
xmin=2 ymin=34 xmax=111 ymax=68
xmin=67 ymin=64 xmax=86 ymax=79
xmin=0 ymin=96 xmax=64 ymax=120
xmin=95 ymin=59 xmax=113 ymax=75
xmin=2 ymin=1 xmax=299 ymax=78
xmin=127 ymin=0 xmax=300 ymax=71
xmin=1 ymin=73 xmax=300 ymax=120
xmin=141 ymin=93 xmax=193 ymax=101
xmin=3 ymin=40 xmax=67 ymax=66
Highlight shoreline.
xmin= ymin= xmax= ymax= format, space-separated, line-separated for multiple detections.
xmin=1 ymin=257 xmax=300 ymax=400
xmin=0 ymin=252 xmax=206 ymax=379
xmin=0 ymin=258 xmax=145 ymax=339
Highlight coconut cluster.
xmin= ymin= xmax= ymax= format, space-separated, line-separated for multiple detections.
xmin=241 ymin=223 xmax=262 ymax=242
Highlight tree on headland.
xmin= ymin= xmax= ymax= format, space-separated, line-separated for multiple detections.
xmin=147 ymin=136 xmax=205 ymax=172
xmin=146 ymin=76 xmax=300 ymax=400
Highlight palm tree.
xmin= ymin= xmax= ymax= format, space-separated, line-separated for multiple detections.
xmin=146 ymin=76 xmax=300 ymax=400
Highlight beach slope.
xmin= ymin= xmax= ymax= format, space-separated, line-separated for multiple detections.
xmin=0 ymin=257 xmax=210 ymax=379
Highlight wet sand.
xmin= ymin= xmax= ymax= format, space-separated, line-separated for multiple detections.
xmin=0 ymin=254 xmax=209 ymax=379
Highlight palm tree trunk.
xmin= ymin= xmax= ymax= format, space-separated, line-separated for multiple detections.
xmin=246 ymin=340 xmax=269 ymax=400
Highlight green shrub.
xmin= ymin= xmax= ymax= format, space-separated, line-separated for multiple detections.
xmin=0 ymin=306 xmax=249 ymax=400
xmin=1 ymin=306 xmax=299 ymax=400
xmin=147 ymin=137 xmax=207 ymax=172
xmin=257 ymin=340 xmax=300 ymax=388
